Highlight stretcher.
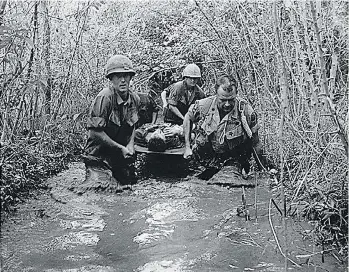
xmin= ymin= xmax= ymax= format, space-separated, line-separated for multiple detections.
xmin=134 ymin=144 xmax=185 ymax=155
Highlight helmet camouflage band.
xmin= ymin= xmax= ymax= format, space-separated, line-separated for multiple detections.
xmin=105 ymin=54 xmax=136 ymax=78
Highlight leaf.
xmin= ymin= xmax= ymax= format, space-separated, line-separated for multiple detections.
xmin=2 ymin=57 xmax=10 ymax=63
xmin=73 ymin=113 xmax=83 ymax=121
xmin=37 ymin=79 xmax=48 ymax=89
xmin=296 ymin=254 xmax=313 ymax=258
xmin=44 ymin=123 xmax=54 ymax=130
xmin=0 ymin=25 xmax=12 ymax=34
xmin=91 ymin=2 xmax=100 ymax=10
xmin=0 ymin=41 xmax=10 ymax=49
xmin=25 ymin=38 xmax=34 ymax=49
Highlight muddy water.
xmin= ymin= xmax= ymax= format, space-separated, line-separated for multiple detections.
xmin=0 ymin=161 xmax=345 ymax=272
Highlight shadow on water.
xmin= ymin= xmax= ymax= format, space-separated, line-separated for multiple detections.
xmin=0 ymin=162 xmax=347 ymax=272
xmin=136 ymin=154 xmax=193 ymax=180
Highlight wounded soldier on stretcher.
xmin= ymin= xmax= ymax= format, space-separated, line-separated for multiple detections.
xmin=135 ymin=123 xmax=185 ymax=152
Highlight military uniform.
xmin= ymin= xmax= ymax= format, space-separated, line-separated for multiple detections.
xmin=164 ymin=80 xmax=205 ymax=125
xmin=137 ymin=92 xmax=160 ymax=127
xmin=187 ymin=95 xmax=261 ymax=173
xmin=84 ymin=84 xmax=140 ymax=184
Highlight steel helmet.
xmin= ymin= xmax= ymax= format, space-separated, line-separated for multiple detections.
xmin=105 ymin=54 xmax=136 ymax=78
xmin=182 ymin=63 xmax=201 ymax=78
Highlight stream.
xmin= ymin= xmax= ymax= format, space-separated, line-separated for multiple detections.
xmin=0 ymin=158 xmax=346 ymax=272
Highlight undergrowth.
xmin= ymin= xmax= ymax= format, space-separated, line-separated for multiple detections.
xmin=0 ymin=125 xmax=84 ymax=223
xmin=270 ymin=152 xmax=348 ymax=263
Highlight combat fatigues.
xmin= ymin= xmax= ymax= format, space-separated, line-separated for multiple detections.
xmin=137 ymin=92 xmax=160 ymax=127
xmin=164 ymin=80 xmax=205 ymax=125
xmin=84 ymin=85 xmax=140 ymax=184
xmin=187 ymin=95 xmax=260 ymax=173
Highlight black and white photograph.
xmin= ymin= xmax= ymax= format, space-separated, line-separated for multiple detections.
xmin=0 ymin=0 xmax=348 ymax=271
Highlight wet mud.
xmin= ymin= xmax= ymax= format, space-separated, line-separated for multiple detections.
xmin=0 ymin=161 xmax=346 ymax=272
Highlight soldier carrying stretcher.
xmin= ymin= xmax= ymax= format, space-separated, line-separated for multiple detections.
xmin=183 ymin=74 xmax=268 ymax=180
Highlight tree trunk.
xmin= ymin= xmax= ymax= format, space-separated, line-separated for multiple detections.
xmin=42 ymin=0 xmax=52 ymax=115
xmin=52 ymin=4 xmax=88 ymax=120
xmin=0 ymin=0 xmax=6 ymax=26
xmin=11 ymin=1 xmax=39 ymax=137
xmin=273 ymin=1 xmax=289 ymax=269
xmin=310 ymin=1 xmax=348 ymax=155
xmin=0 ymin=88 xmax=10 ymax=144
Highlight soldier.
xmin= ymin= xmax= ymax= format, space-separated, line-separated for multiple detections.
xmin=83 ymin=54 xmax=140 ymax=191
xmin=162 ymin=63 xmax=206 ymax=125
xmin=137 ymin=90 xmax=159 ymax=127
xmin=183 ymin=74 xmax=267 ymax=179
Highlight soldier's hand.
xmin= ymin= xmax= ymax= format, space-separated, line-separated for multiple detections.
xmin=183 ymin=147 xmax=193 ymax=159
xmin=126 ymin=144 xmax=135 ymax=156
xmin=163 ymin=125 xmax=183 ymax=137
xmin=121 ymin=146 xmax=132 ymax=159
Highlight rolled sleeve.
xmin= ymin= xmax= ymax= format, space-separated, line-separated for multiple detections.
xmin=167 ymin=85 xmax=179 ymax=106
xmin=86 ymin=95 xmax=112 ymax=129
xmin=87 ymin=117 xmax=106 ymax=128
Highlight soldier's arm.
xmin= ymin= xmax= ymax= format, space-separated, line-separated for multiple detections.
xmin=183 ymin=103 xmax=198 ymax=159
xmin=87 ymin=95 xmax=131 ymax=157
xmin=183 ymin=113 xmax=193 ymax=159
xmin=90 ymin=129 xmax=130 ymax=154
xmin=161 ymin=90 xmax=168 ymax=108
xmin=169 ymin=104 xmax=185 ymax=121
xmin=167 ymin=84 xmax=186 ymax=120
xmin=151 ymin=111 xmax=158 ymax=124
xmin=148 ymin=93 xmax=159 ymax=124
xmin=126 ymin=126 xmax=136 ymax=156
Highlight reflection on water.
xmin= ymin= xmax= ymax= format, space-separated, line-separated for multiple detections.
xmin=137 ymin=258 xmax=189 ymax=272
xmin=132 ymin=198 xmax=204 ymax=248
xmin=0 ymin=162 xmax=346 ymax=272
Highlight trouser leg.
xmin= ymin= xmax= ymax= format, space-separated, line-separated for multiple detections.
xmin=223 ymin=140 xmax=253 ymax=174
xmin=238 ymin=141 xmax=253 ymax=174
xmin=68 ymin=154 xmax=118 ymax=194
xmin=108 ymin=156 xmax=137 ymax=185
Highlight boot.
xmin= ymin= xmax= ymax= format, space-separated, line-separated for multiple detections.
xmin=208 ymin=160 xmax=256 ymax=187
xmin=70 ymin=163 xmax=123 ymax=195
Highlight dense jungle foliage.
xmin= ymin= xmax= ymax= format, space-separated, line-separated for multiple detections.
xmin=0 ymin=0 xmax=348 ymax=261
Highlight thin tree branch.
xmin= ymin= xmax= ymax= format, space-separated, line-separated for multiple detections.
xmin=309 ymin=1 xmax=348 ymax=155
xmin=268 ymin=199 xmax=301 ymax=268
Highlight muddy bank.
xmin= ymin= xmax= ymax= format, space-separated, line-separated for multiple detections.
xmin=0 ymin=162 xmax=346 ymax=271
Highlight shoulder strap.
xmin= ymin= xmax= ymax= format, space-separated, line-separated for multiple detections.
xmin=237 ymin=97 xmax=253 ymax=138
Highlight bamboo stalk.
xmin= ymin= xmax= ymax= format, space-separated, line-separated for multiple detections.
xmin=42 ymin=0 xmax=52 ymax=115
xmin=300 ymin=1 xmax=319 ymax=128
xmin=290 ymin=2 xmax=315 ymax=123
xmin=268 ymin=198 xmax=301 ymax=267
xmin=0 ymin=88 xmax=11 ymax=144
xmin=0 ymin=0 xmax=7 ymax=26
xmin=309 ymin=1 xmax=348 ymax=155
xmin=254 ymin=172 xmax=258 ymax=221
xmin=194 ymin=0 xmax=244 ymax=92
xmin=52 ymin=3 xmax=89 ymax=120
xmin=291 ymin=134 xmax=337 ymax=201
xmin=241 ymin=186 xmax=250 ymax=221
xmin=273 ymin=2 xmax=289 ymax=269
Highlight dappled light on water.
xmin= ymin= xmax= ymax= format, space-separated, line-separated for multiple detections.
xmin=0 ymin=163 xmax=345 ymax=272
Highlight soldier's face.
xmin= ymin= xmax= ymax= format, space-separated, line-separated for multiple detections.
xmin=216 ymin=84 xmax=237 ymax=113
xmin=184 ymin=77 xmax=199 ymax=87
xmin=111 ymin=72 xmax=132 ymax=95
